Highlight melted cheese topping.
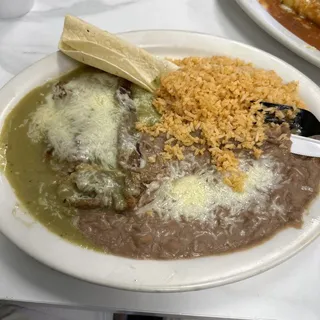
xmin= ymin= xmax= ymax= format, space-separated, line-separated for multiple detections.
xmin=138 ymin=156 xmax=283 ymax=221
xmin=28 ymin=72 xmax=123 ymax=168
xmin=171 ymin=176 xmax=209 ymax=208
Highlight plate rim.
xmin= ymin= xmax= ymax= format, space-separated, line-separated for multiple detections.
xmin=236 ymin=0 xmax=320 ymax=68
xmin=1 ymin=30 xmax=320 ymax=292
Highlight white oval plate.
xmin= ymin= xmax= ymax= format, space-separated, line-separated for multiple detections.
xmin=1 ymin=30 xmax=320 ymax=292
xmin=237 ymin=0 xmax=320 ymax=68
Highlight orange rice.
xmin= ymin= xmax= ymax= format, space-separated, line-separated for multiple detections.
xmin=137 ymin=56 xmax=305 ymax=191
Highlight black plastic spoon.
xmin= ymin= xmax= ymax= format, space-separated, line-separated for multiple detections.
xmin=260 ymin=101 xmax=320 ymax=137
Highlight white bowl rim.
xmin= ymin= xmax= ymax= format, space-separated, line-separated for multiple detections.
xmin=0 ymin=30 xmax=320 ymax=292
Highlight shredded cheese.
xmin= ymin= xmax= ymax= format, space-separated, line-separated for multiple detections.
xmin=137 ymin=156 xmax=283 ymax=222
xmin=28 ymin=72 xmax=123 ymax=168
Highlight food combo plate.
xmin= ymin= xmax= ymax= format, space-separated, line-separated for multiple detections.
xmin=237 ymin=0 xmax=320 ymax=68
xmin=1 ymin=30 xmax=320 ymax=292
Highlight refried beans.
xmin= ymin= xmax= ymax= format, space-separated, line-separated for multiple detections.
xmin=77 ymin=125 xmax=320 ymax=259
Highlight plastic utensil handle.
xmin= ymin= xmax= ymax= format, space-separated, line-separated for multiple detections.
xmin=290 ymin=134 xmax=320 ymax=157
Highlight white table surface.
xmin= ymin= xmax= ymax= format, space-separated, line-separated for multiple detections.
xmin=1 ymin=0 xmax=320 ymax=319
